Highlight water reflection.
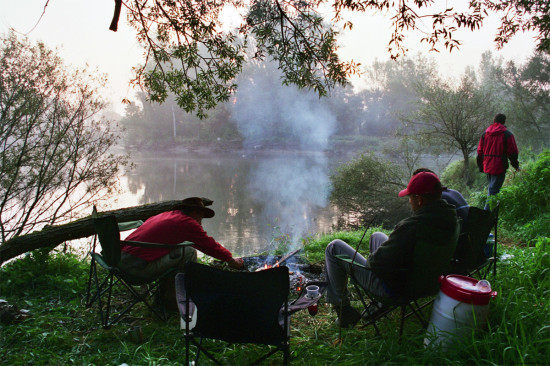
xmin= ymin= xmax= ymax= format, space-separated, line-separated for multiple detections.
xmin=120 ymin=151 xmax=341 ymax=256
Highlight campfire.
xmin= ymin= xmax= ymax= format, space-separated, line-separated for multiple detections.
xmin=255 ymin=261 xmax=280 ymax=271
xmin=243 ymin=249 xmax=323 ymax=296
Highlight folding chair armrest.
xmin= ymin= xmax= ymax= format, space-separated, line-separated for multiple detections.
xmin=121 ymin=240 xmax=195 ymax=249
xmin=335 ymin=254 xmax=369 ymax=269
xmin=117 ymin=220 xmax=144 ymax=231
xmin=90 ymin=252 xmax=112 ymax=270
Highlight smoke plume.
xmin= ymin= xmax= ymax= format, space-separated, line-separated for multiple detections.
xmin=230 ymin=62 xmax=337 ymax=250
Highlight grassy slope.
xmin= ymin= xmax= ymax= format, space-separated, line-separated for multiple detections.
xmin=1 ymin=235 xmax=549 ymax=365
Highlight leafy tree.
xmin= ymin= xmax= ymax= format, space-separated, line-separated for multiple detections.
xmin=403 ymin=72 xmax=495 ymax=184
xmin=361 ymin=54 xmax=440 ymax=135
xmin=0 ymin=31 xmax=126 ymax=242
xmin=488 ymin=52 xmax=550 ymax=150
xmin=121 ymin=92 xmax=180 ymax=148
xmin=329 ymin=152 xmax=409 ymax=228
xmin=109 ymin=0 xmax=550 ymax=117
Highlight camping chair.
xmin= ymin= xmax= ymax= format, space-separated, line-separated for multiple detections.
xmin=336 ymin=222 xmax=460 ymax=338
xmin=451 ymin=201 xmax=500 ymax=278
xmin=86 ymin=211 xmax=194 ymax=328
xmin=85 ymin=213 xmax=143 ymax=309
xmin=176 ymin=262 xmax=327 ymax=365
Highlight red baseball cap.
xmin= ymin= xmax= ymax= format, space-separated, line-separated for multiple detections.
xmin=398 ymin=172 xmax=443 ymax=197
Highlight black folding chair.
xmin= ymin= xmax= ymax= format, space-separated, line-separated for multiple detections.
xmin=451 ymin=201 xmax=500 ymax=278
xmin=336 ymin=222 xmax=460 ymax=338
xmin=176 ymin=262 xmax=326 ymax=365
xmin=86 ymin=211 xmax=194 ymax=328
xmin=85 ymin=213 xmax=143 ymax=309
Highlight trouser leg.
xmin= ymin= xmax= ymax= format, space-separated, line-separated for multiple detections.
xmin=325 ymin=238 xmax=389 ymax=305
xmin=151 ymin=247 xmax=197 ymax=309
xmin=370 ymin=232 xmax=388 ymax=253
xmin=485 ymin=173 xmax=506 ymax=210
xmin=121 ymin=246 xmax=197 ymax=279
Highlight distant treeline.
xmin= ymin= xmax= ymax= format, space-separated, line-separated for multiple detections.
xmin=121 ymin=52 xmax=550 ymax=156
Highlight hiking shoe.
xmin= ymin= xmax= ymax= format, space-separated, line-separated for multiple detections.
xmin=363 ymin=301 xmax=389 ymax=321
xmin=334 ymin=305 xmax=361 ymax=328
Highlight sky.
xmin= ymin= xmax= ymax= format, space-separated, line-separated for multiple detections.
xmin=0 ymin=0 xmax=538 ymax=115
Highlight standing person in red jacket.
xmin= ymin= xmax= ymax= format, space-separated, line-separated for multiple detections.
xmin=119 ymin=197 xmax=244 ymax=306
xmin=477 ymin=113 xmax=520 ymax=210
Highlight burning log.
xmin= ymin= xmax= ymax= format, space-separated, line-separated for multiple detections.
xmin=240 ymin=251 xmax=325 ymax=296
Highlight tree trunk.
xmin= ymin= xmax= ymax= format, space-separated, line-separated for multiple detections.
xmin=462 ymin=150 xmax=471 ymax=186
xmin=0 ymin=199 xmax=211 ymax=265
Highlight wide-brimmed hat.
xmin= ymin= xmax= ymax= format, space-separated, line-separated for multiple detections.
xmin=181 ymin=197 xmax=215 ymax=218
xmin=398 ymin=172 xmax=444 ymax=197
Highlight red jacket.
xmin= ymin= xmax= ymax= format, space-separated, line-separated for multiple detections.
xmin=121 ymin=210 xmax=233 ymax=262
xmin=477 ymin=123 xmax=519 ymax=175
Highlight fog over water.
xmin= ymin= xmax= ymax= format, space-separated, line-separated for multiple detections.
xmin=230 ymin=65 xmax=337 ymax=250
xmin=112 ymin=152 xmax=342 ymax=258
xmin=102 ymin=69 xmax=345 ymax=257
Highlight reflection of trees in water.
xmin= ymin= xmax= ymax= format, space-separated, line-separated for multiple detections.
xmin=124 ymin=153 xmax=341 ymax=256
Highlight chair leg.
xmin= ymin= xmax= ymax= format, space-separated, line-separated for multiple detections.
xmin=283 ymin=343 xmax=290 ymax=366
xmin=398 ymin=305 xmax=406 ymax=340
xmin=493 ymin=225 xmax=498 ymax=277
xmin=409 ymin=300 xmax=430 ymax=326
xmin=103 ymin=274 xmax=115 ymax=329
xmin=85 ymin=257 xmax=96 ymax=307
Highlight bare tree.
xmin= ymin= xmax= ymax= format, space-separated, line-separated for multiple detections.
xmin=0 ymin=31 xmax=127 ymax=243
xmin=403 ymin=72 xmax=495 ymax=184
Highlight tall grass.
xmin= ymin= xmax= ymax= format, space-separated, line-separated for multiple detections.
xmin=1 ymin=236 xmax=548 ymax=365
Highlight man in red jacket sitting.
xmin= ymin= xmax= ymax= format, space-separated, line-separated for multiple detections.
xmin=119 ymin=197 xmax=244 ymax=305
xmin=477 ymin=113 xmax=520 ymax=210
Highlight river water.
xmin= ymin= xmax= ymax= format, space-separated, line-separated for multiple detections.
xmin=100 ymin=150 xmax=352 ymax=257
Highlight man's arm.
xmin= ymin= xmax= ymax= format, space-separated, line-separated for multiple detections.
xmin=367 ymin=219 xmax=416 ymax=274
xmin=506 ymin=133 xmax=520 ymax=171
xmin=227 ymin=257 xmax=244 ymax=269
xmin=476 ymin=133 xmax=485 ymax=172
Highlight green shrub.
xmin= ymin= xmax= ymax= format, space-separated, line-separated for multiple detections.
xmin=440 ymin=159 xmax=486 ymax=199
xmin=330 ymin=151 xmax=409 ymax=228
xmin=497 ymin=149 xmax=550 ymax=243
xmin=0 ymin=250 xmax=87 ymax=298
xmin=304 ymin=227 xmax=389 ymax=263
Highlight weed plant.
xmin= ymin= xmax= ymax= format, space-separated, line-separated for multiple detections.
xmin=496 ymin=149 xmax=550 ymax=243
xmin=1 ymin=234 xmax=549 ymax=365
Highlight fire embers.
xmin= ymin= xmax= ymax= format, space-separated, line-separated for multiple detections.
xmin=254 ymin=261 xmax=280 ymax=271
xmin=293 ymin=272 xmax=305 ymax=293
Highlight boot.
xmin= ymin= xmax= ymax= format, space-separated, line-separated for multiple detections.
xmin=333 ymin=304 xmax=361 ymax=328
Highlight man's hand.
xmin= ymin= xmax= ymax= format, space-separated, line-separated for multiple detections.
xmin=228 ymin=257 xmax=244 ymax=269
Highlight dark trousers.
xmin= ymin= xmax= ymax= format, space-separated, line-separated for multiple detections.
xmin=485 ymin=173 xmax=505 ymax=210
xmin=324 ymin=233 xmax=390 ymax=306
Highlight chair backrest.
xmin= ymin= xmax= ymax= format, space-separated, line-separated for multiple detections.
xmin=405 ymin=221 xmax=460 ymax=299
xmin=93 ymin=215 xmax=122 ymax=267
xmin=454 ymin=206 xmax=497 ymax=271
xmin=182 ymin=262 xmax=289 ymax=345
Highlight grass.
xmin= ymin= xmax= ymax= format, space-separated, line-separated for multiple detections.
xmin=1 ymin=237 xmax=549 ymax=365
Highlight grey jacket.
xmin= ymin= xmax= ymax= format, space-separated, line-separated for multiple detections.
xmin=367 ymin=199 xmax=458 ymax=294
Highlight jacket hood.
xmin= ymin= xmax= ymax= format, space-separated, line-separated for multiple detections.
xmin=486 ymin=122 xmax=507 ymax=136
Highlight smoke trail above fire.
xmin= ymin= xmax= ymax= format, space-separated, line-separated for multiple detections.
xmin=230 ymin=62 xmax=336 ymax=249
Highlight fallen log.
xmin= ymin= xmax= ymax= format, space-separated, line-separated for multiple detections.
xmin=0 ymin=198 xmax=212 ymax=265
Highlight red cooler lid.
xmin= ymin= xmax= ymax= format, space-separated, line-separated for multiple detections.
xmin=439 ymin=275 xmax=497 ymax=305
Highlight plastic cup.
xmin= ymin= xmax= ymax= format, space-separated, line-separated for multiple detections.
xmin=306 ymin=285 xmax=319 ymax=298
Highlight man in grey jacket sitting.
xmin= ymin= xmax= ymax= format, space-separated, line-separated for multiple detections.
xmin=324 ymin=172 xmax=458 ymax=327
